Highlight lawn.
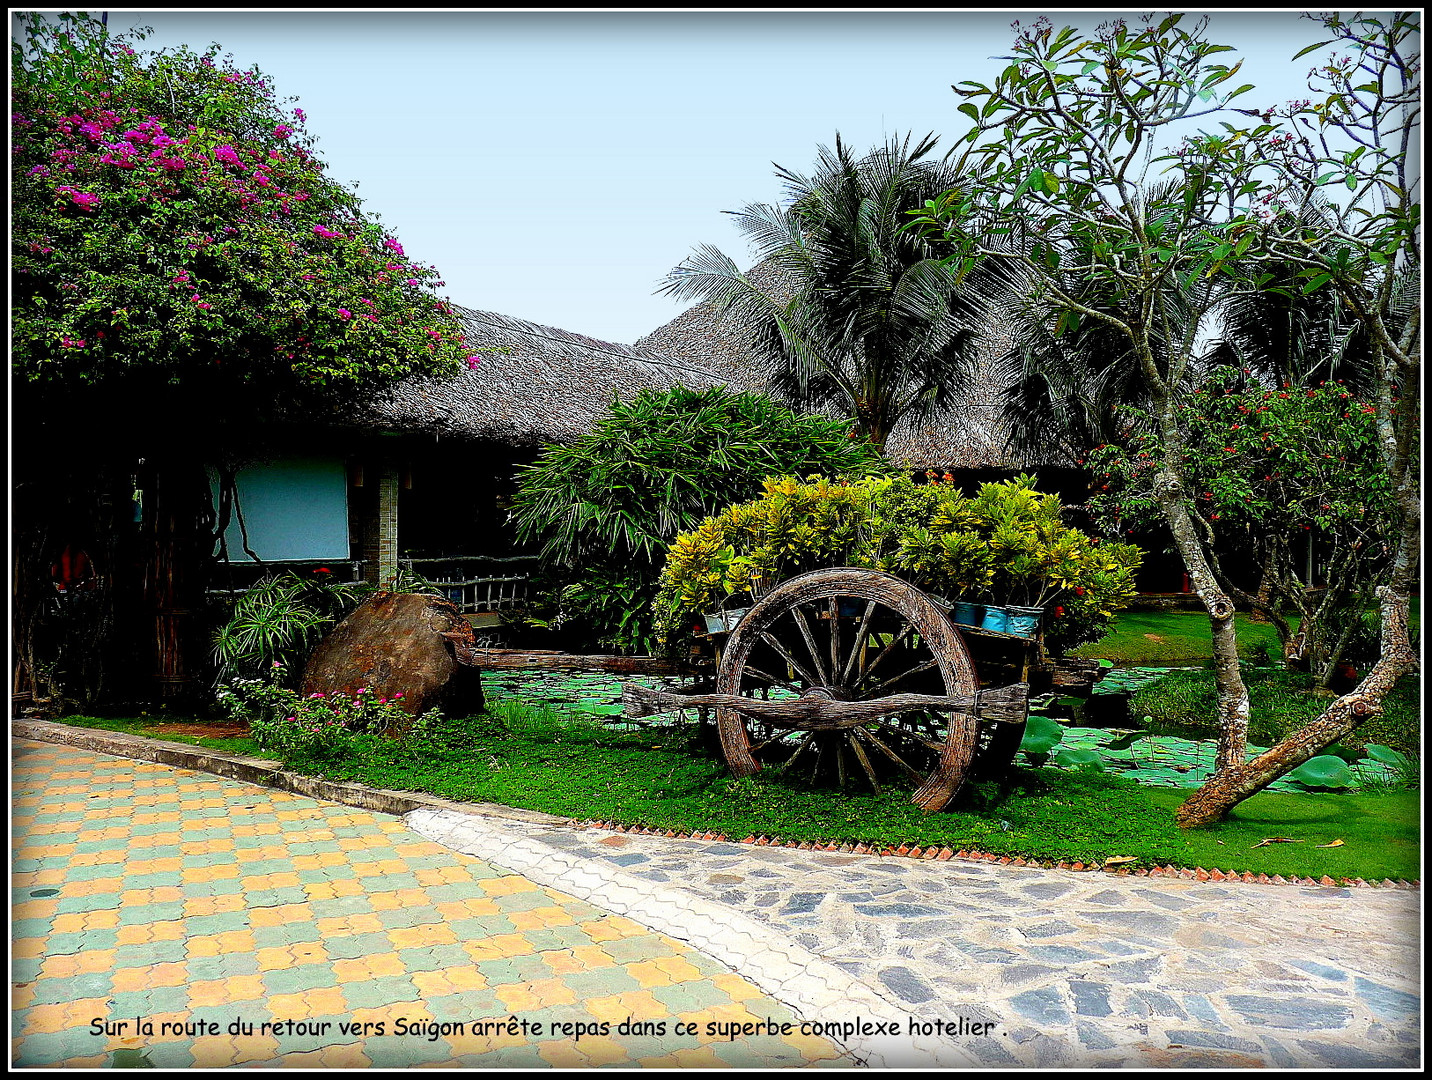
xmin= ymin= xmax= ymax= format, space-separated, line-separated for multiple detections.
xmin=53 ymin=700 xmax=1420 ymax=883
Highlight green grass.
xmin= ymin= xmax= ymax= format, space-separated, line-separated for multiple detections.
xmin=1071 ymin=610 xmax=1287 ymax=665
xmin=1132 ymin=670 xmax=1422 ymax=760
xmin=203 ymin=701 xmax=1412 ymax=882
xmin=48 ymin=665 xmax=1421 ymax=882
xmin=1074 ymin=599 xmax=1421 ymax=666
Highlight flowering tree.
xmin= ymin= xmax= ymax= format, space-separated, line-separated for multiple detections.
xmin=11 ymin=14 xmax=477 ymax=707
xmin=908 ymin=13 xmax=1419 ymax=824
xmin=1087 ymin=369 xmax=1401 ymax=683
xmin=12 ymin=14 xmax=478 ymax=409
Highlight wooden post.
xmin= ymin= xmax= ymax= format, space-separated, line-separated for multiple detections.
xmin=362 ymin=460 xmax=400 ymax=589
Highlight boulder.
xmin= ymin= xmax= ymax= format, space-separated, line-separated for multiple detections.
xmin=301 ymin=592 xmax=485 ymax=718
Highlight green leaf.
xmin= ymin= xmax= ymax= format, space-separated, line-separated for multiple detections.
xmin=1300 ymin=272 xmax=1333 ymax=293
xmin=1292 ymin=39 xmax=1334 ymax=60
xmin=1019 ymin=713 xmax=1065 ymax=755
xmin=1288 ymin=755 xmax=1355 ymax=790
xmin=958 ymin=102 xmax=980 ymax=124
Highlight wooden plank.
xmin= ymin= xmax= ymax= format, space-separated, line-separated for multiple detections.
xmin=462 ymin=649 xmax=688 ymax=675
xmin=622 ymin=681 xmax=1030 ymax=730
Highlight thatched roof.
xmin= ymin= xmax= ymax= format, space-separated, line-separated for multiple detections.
xmin=635 ymin=260 xmax=1047 ymax=470
xmin=362 ymin=267 xmax=1060 ymax=470
xmin=364 ymin=306 xmax=732 ymax=447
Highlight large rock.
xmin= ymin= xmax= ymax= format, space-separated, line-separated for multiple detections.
xmin=301 ymin=592 xmax=485 ymax=718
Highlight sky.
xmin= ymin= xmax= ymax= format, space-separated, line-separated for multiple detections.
xmin=41 ymin=9 xmax=1389 ymax=345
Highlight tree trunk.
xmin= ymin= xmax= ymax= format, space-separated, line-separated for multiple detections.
xmin=141 ymin=458 xmax=216 ymax=706
xmin=1177 ymin=521 xmax=1419 ymax=827
xmin=1154 ymin=461 xmax=1251 ymax=772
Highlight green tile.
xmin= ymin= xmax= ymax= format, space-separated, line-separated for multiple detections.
xmin=261 ymin=962 xmax=340 ymax=995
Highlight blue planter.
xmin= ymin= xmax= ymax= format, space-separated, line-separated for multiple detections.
xmin=950 ymin=601 xmax=982 ymax=627
xmin=1006 ymin=605 xmax=1043 ymax=639
xmin=981 ymin=605 xmax=1011 ymax=633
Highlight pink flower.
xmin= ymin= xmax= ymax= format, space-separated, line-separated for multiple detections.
xmin=273 ymin=124 xmax=293 ymax=139
xmin=337 ymin=308 xmax=352 ymax=320
xmin=313 ymin=225 xmax=342 ymax=240
xmin=213 ymin=144 xmax=241 ymax=166
xmin=465 ymin=356 xmax=481 ymax=370
xmin=384 ymin=237 xmax=404 ymax=256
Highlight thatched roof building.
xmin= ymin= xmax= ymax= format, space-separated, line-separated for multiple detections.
xmin=363 ymin=306 xmax=733 ymax=447
xmin=362 ymin=270 xmax=1055 ymax=472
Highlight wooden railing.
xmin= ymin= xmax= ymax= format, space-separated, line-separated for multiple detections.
xmin=399 ymin=556 xmax=536 ymax=615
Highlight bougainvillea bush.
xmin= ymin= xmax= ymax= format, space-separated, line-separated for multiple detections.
xmin=11 ymin=14 xmax=478 ymax=409
xmin=655 ymin=474 xmax=1141 ymax=655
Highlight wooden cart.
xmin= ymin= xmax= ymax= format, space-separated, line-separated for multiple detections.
xmin=622 ymin=567 xmax=1040 ymax=811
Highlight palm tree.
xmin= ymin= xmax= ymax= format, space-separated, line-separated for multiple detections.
xmin=658 ymin=133 xmax=992 ymax=451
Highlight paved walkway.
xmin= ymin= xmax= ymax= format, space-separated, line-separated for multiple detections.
xmin=11 ymin=739 xmax=853 ymax=1069
xmin=11 ymin=735 xmax=1422 ymax=1069
xmin=411 ymin=811 xmax=1423 ymax=1069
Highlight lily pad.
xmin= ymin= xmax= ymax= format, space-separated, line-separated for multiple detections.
xmin=1051 ymin=747 xmax=1105 ymax=771
xmin=1019 ymin=714 xmax=1065 ymax=755
xmin=1287 ymin=755 xmax=1356 ymax=790
xmin=1365 ymin=743 xmax=1411 ymax=770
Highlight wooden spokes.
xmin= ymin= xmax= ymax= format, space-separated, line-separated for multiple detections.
xmin=713 ymin=568 xmax=983 ymax=811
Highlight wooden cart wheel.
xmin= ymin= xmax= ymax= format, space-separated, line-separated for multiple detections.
xmin=715 ymin=568 xmax=980 ymax=811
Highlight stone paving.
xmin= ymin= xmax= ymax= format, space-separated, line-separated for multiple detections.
xmin=408 ymin=809 xmax=1423 ymax=1069
xmin=10 ymin=739 xmax=852 ymax=1069
xmin=10 ymin=732 xmax=1423 ymax=1069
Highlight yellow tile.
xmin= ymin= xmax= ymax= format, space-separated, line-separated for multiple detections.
xmin=182 ymin=893 xmax=246 ymax=917
xmin=507 ymin=906 xmax=576 ymax=932
xmin=255 ymin=946 xmax=297 ymax=971
xmin=668 ymin=1046 xmax=729 ymax=1068
xmin=624 ymin=959 xmax=683 ymax=989
xmin=302 ymin=876 xmax=365 ymax=900
xmin=279 ymin=1041 xmax=371 ymax=1068
xmin=16 ymin=1002 xmax=73 ymax=1035
xmin=288 ymin=941 xmax=329 ymax=966
xmin=709 ymin=973 xmax=764 ymax=1001
xmin=267 ymin=984 xmax=346 ymax=1019
xmin=331 ymin=953 xmax=407 ymax=982
xmin=12 ymin=937 xmax=48 ymax=960
xmin=70 ymin=876 xmax=126 ymax=897
xmin=10 ymin=899 xmax=60 ymax=921
xmin=187 ymin=930 xmax=258 ymax=958
xmin=461 ymin=933 xmax=534 ymax=962
xmin=584 ymin=990 xmax=669 ymax=1024
xmin=315 ymin=913 xmax=385 ymax=937
xmin=494 ymin=977 xmax=578 ymax=1012
xmin=478 ymin=875 xmax=540 ymax=897
xmin=190 ymin=1034 xmax=282 ymax=1067
xmin=433 ymin=897 xmax=502 ymax=921
xmin=386 ymin=923 xmax=457 ymax=950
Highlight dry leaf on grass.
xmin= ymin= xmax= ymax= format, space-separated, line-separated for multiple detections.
xmin=1316 ymin=839 xmax=1346 ymax=848
xmin=1251 ymin=837 xmax=1305 ymax=848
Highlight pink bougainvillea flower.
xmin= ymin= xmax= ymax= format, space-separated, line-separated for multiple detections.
xmin=337 ymin=308 xmax=352 ymax=319
xmin=383 ymin=237 xmax=404 ymax=256
xmin=313 ymin=225 xmax=342 ymax=239
xmin=465 ymin=356 xmax=481 ymax=370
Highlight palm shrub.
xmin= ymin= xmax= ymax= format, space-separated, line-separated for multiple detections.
xmin=211 ymin=567 xmax=440 ymax=686
xmin=656 ymin=473 xmax=1141 ymax=654
xmin=509 ymin=386 xmax=891 ymax=654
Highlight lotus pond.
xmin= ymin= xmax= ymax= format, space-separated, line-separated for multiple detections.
xmin=479 ymin=667 xmax=1412 ymax=795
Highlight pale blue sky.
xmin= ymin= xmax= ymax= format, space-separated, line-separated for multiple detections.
xmin=70 ymin=10 xmax=1375 ymax=344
